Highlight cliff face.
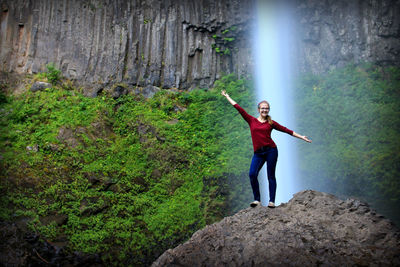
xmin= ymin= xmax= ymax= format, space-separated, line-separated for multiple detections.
xmin=295 ymin=0 xmax=400 ymax=74
xmin=152 ymin=190 xmax=400 ymax=267
xmin=0 ymin=0 xmax=399 ymax=92
xmin=0 ymin=0 xmax=254 ymax=93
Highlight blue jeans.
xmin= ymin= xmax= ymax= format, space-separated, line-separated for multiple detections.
xmin=249 ymin=147 xmax=278 ymax=203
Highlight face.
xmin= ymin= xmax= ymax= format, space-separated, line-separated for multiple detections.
xmin=258 ymin=103 xmax=270 ymax=117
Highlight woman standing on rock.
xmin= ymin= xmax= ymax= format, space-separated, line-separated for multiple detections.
xmin=221 ymin=90 xmax=312 ymax=208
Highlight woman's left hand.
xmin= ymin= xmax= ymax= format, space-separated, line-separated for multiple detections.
xmin=293 ymin=132 xmax=312 ymax=143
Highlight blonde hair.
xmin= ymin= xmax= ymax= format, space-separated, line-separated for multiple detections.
xmin=258 ymin=100 xmax=272 ymax=125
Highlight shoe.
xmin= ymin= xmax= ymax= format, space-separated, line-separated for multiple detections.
xmin=250 ymin=200 xmax=260 ymax=207
xmin=268 ymin=202 xmax=275 ymax=208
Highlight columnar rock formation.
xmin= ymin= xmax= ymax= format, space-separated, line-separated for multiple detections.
xmin=0 ymin=0 xmax=399 ymax=92
xmin=152 ymin=190 xmax=400 ymax=266
xmin=295 ymin=0 xmax=400 ymax=74
xmin=0 ymin=0 xmax=254 ymax=92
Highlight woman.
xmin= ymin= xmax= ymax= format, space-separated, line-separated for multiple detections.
xmin=221 ymin=90 xmax=311 ymax=208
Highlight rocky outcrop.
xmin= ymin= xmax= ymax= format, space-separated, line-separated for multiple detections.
xmin=152 ymin=190 xmax=400 ymax=266
xmin=0 ymin=0 xmax=399 ymax=93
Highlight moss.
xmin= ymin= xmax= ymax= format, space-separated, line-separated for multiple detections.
xmin=0 ymin=72 xmax=254 ymax=265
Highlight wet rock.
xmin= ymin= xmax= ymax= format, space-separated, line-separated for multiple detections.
xmin=30 ymin=82 xmax=52 ymax=92
xmin=152 ymin=190 xmax=400 ymax=267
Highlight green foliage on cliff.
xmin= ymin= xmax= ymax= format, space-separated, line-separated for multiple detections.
xmin=34 ymin=63 xmax=62 ymax=85
xmin=0 ymin=74 xmax=254 ymax=264
xmin=295 ymin=64 xmax=400 ymax=223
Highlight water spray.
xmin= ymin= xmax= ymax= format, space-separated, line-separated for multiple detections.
xmin=253 ymin=0 xmax=298 ymax=205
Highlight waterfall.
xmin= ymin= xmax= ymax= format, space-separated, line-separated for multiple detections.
xmin=253 ymin=0 xmax=298 ymax=205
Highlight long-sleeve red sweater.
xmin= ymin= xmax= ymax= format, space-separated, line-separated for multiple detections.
xmin=234 ymin=104 xmax=293 ymax=152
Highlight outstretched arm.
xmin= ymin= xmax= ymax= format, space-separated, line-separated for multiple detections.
xmin=222 ymin=90 xmax=252 ymax=124
xmin=292 ymin=132 xmax=312 ymax=143
xmin=221 ymin=90 xmax=237 ymax=106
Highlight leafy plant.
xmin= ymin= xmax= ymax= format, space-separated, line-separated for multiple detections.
xmin=45 ymin=63 xmax=62 ymax=85
xmin=211 ymin=26 xmax=237 ymax=56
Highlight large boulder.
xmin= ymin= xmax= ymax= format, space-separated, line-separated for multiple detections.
xmin=152 ymin=190 xmax=400 ymax=266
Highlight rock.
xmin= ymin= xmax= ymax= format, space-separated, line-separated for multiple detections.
xmin=39 ymin=213 xmax=68 ymax=226
xmin=82 ymin=85 xmax=104 ymax=98
xmin=0 ymin=221 xmax=103 ymax=266
xmin=90 ymin=121 xmax=114 ymax=139
xmin=56 ymin=127 xmax=82 ymax=148
xmin=26 ymin=144 xmax=39 ymax=152
xmin=152 ymin=190 xmax=400 ymax=266
xmin=0 ymin=0 xmax=253 ymax=91
xmin=80 ymin=197 xmax=110 ymax=216
xmin=111 ymin=85 xmax=128 ymax=99
xmin=30 ymin=81 xmax=52 ymax=92
xmin=47 ymin=143 xmax=59 ymax=152
xmin=1 ymin=0 xmax=400 ymax=92
xmin=133 ymin=85 xmax=161 ymax=99
xmin=137 ymin=122 xmax=165 ymax=143
xmin=2 ymin=0 xmax=400 ymax=91
xmin=294 ymin=0 xmax=400 ymax=73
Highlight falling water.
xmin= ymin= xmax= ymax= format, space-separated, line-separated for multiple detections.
xmin=253 ymin=0 xmax=298 ymax=205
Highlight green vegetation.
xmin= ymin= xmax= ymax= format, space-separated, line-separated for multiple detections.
xmin=3 ymin=62 xmax=398 ymax=264
xmin=211 ymin=26 xmax=237 ymax=56
xmin=0 ymin=73 xmax=254 ymax=265
xmin=34 ymin=63 xmax=62 ymax=85
xmin=295 ymin=64 xmax=400 ymax=224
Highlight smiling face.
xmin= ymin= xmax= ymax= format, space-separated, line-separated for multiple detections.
xmin=258 ymin=102 xmax=270 ymax=118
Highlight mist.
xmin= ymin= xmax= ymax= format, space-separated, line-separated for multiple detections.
xmin=253 ymin=0 xmax=300 ymax=205
xmin=252 ymin=0 xmax=400 ymax=227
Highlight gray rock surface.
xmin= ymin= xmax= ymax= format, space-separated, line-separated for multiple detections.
xmin=30 ymin=81 xmax=52 ymax=92
xmin=0 ymin=0 xmax=253 ymax=92
xmin=0 ymin=0 xmax=399 ymax=93
xmin=152 ymin=190 xmax=400 ymax=267
xmin=294 ymin=0 xmax=400 ymax=74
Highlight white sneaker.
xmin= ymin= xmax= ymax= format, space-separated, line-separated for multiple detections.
xmin=268 ymin=202 xmax=275 ymax=208
xmin=250 ymin=200 xmax=260 ymax=207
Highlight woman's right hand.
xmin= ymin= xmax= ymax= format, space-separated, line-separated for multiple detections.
xmin=221 ymin=90 xmax=228 ymax=97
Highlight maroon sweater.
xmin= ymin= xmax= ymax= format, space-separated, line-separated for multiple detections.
xmin=234 ymin=104 xmax=293 ymax=152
